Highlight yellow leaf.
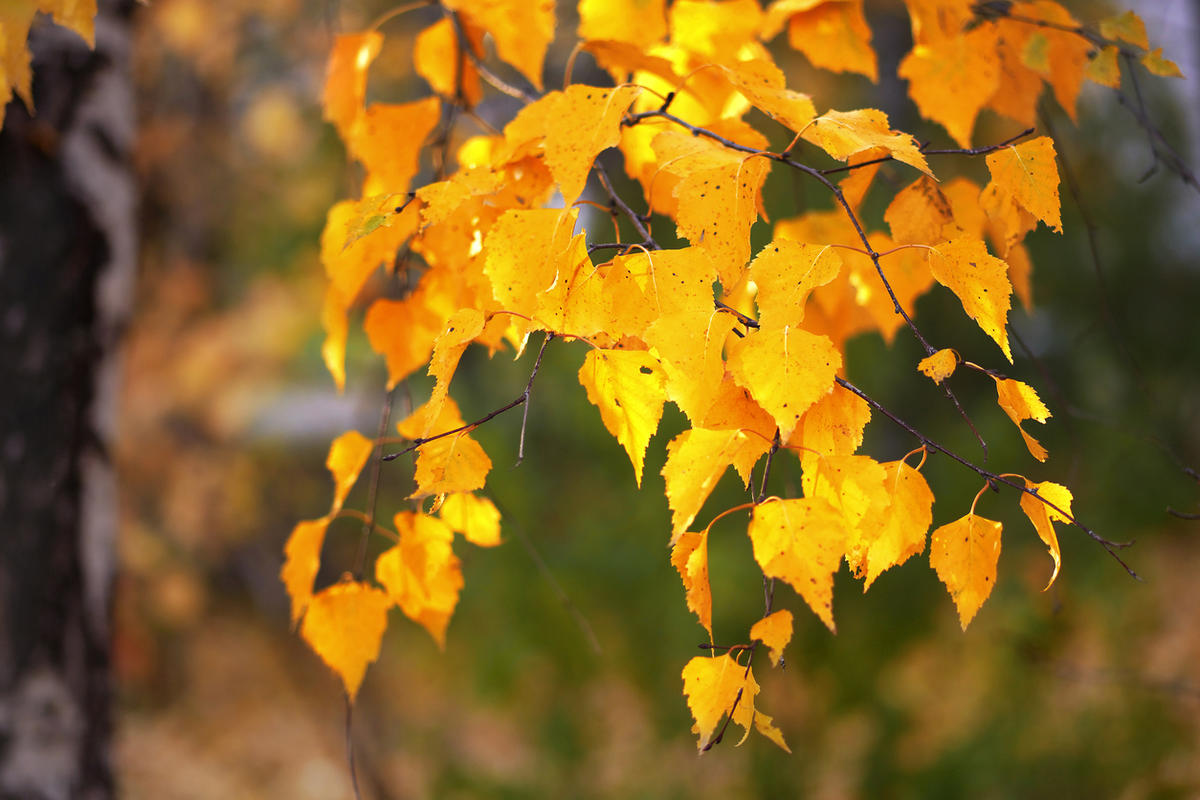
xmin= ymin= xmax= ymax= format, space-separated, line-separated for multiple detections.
xmin=543 ymin=85 xmax=642 ymax=203
xmin=321 ymin=285 xmax=350 ymax=392
xmin=898 ymin=25 xmax=999 ymax=147
xmin=579 ymin=349 xmax=668 ymax=487
xmin=717 ymin=59 xmax=817 ymax=132
xmin=788 ymin=381 xmax=870 ymax=455
xmin=280 ymin=517 xmax=330 ymax=625
xmin=802 ymin=108 xmax=932 ymax=177
xmin=662 ymin=428 xmax=770 ymax=541
xmin=927 ymin=238 xmax=1014 ymax=362
xmin=859 ymin=460 xmax=934 ymax=589
xmin=885 ymin=176 xmax=955 ymax=245
xmin=669 ymin=0 xmax=764 ymax=62
xmin=980 ymin=180 xmax=1038 ymax=256
xmin=376 ymin=512 xmax=463 ymax=648
xmin=445 ymin=0 xmax=555 ymax=90
xmin=671 ymin=530 xmax=713 ymax=637
xmin=918 ymin=349 xmax=958 ymax=384
xmin=483 ymin=208 xmax=578 ymax=326
xmin=644 ymin=310 xmax=737 ymax=425
xmin=748 ymin=240 xmax=842 ymax=330
xmin=622 ymin=246 xmax=719 ymax=319
xmin=322 ymin=31 xmax=382 ymax=140
xmin=698 ymin=374 xmax=778 ymax=447
xmin=780 ymin=0 xmax=877 ymax=80
xmin=320 ymin=198 xmax=412 ymax=306
xmin=728 ymin=324 xmax=842 ymax=442
xmin=748 ymin=497 xmax=846 ymax=631
xmin=578 ymin=0 xmax=667 ymax=49
xmin=414 ymin=17 xmax=483 ymax=106
xmin=1008 ymin=2 xmax=1091 ymax=121
xmin=803 ymin=454 xmax=890 ymax=573
xmin=930 ymin=513 xmax=1002 ymax=630
xmin=749 ymin=609 xmax=793 ymax=666
xmin=351 ymin=98 xmax=442 ymax=195
xmin=327 ymin=430 xmax=374 ymax=513
xmin=425 ymin=308 xmax=487 ymax=437
xmin=1099 ymin=10 xmax=1148 ymax=50
xmin=411 ymin=430 xmax=492 ymax=499
xmin=1141 ymin=48 xmax=1183 ymax=78
xmin=681 ymin=654 xmax=789 ymax=752
xmin=993 ymin=376 xmax=1051 ymax=462
xmin=300 ymin=582 xmax=390 ymax=700
xmin=364 ymin=294 xmax=442 ymax=390
xmin=1019 ymin=479 xmax=1072 ymax=589
xmin=439 ymin=493 xmax=502 ymax=547
xmin=1085 ymin=45 xmax=1121 ymax=89
xmin=985 ymin=136 xmax=1062 ymax=233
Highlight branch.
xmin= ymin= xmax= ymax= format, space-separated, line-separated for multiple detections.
xmin=834 ymin=376 xmax=1142 ymax=580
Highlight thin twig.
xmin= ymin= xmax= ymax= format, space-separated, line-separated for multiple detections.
xmin=834 ymin=376 xmax=1142 ymax=580
xmin=595 ymin=163 xmax=659 ymax=248
xmin=517 ymin=332 xmax=554 ymax=466
xmin=345 ymin=696 xmax=362 ymax=800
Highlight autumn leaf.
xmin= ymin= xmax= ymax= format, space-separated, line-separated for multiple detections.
xmin=728 ymin=324 xmax=842 ymax=442
xmin=445 ymin=0 xmax=555 ymax=90
xmin=327 ymin=430 xmax=374 ymax=513
xmin=747 ymin=240 xmax=842 ymax=330
xmin=898 ymin=24 xmax=999 ymax=147
xmin=439 ymin=492 xmax=502 ymax=547
xmin=483 ymin=208 xmax=578 ymax=329
xmin=717 ymin=59 xmax=817 ymax=132
xmin=669 ymin=0 xmax=764 ymax=63
xmin=858 ymin=460 xmax=934 ymax=589
xmin=930 ymin=513 xmax=1003 ymax=630
xmin=1019 ymin=479 xmax=1073 ymax=589
xmin=1086 ymin=46 xmax=1121 ymax=89
xmin=802 ymin=108 xmax=932 ymax=177
xmin=578 ymin=0 xmax=667 ymax=48
xmin=281 ymin=517 xmax=330 ymax=625
xmin=788 ymin=381 xmax=871 ymax=456
xmin=350 ymin=98 xmax=442 ymax=195
xmin=645 ymin=310 xmax=737 ymax=425
xmin=301 ymin=581 xmax=391 ymax=700
xmin=985 ymin=137 xmax=1062 ymax=233
xmin=322 ymin=31 xmax=382 ymax=140
xmin=671 ymin=530 xmax=713 ymax=637
xmin=885 ymin=176 xmax=955 ymax=245
xmin=398 ymin=397 xmax=493 ymax=499
xmin=764 ymin=0 xmax=877 ymax=80
xmin=1142 ymin=48 xmax=1183 ymax=79
xmin=579 ymin=349 xmax=667 ymax=487
xmin=749 ymin=609 xmax=793 ymax=667
xmin=364 ymin=293 xmax=443 ymax=390
xmin=927 ymin=238 xmax=1014 ymax=362
xmin=748 ymin=497 xmax=846 ymax=631
xmin=682 ymin=654 xmax=789 ymax=752
xmin=414 ymin=17 xmax=484 ymax=106
xmin=918 ymin=349 xmax=958 ymax=384
xmin=424 ymin=308 xmax=487 ymax=437
xmin=376 ymin=512 xmax=463 ymax=648
xmin=662 ymin=428 xmax=770 ymax=541
xmin=543 ymin=85 xmax=642 ymax=203
xmin=993 ymin=376 xmax=1051 ymax=461
xmin=1099 ymin=10 xmax=1148 ymax=49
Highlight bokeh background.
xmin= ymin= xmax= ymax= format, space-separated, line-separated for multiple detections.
xmin=114 ymin=1 xmax=1200 ymax=797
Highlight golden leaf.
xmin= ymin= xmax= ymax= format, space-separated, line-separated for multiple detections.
xmin=579 ymin=349 xmax=668 ymax=487
xmin=280 ymin=517 xmax=330 ymax=625
xmin=985 ymin=136 xmax=1062 ymax=233
xmin=327 ymin=430 xmax=374 ymax=513
xmin=993 ymin=376 xmax=1051 ymax=461
xmin=439 ymin=493 xmax=502 ymax=547
xmin=671 ymin=529 xmax=712 ymax=637
xmin=1019 ymin=479 xmax=1073 ymax=589
xmin=918 ymin=349 xmax=958 ymax=384
xmin=682 ymin=654 xmax=789 ymax=751
xmin=748 ymin=497 xmax=846 ymax=631
xmin=749 ymin=609 xmax=793 ymax=667
xmin=301 ymin=582 xmax=390 ymax=700
xmin=927 ymin=237 xmax=1014 ymax=362
xmin=930 ymin=513 xmax=1002 ymax=630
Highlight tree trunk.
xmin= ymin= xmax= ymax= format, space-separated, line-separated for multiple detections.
xmin=0 ymin=2 xmax=135 ymax=798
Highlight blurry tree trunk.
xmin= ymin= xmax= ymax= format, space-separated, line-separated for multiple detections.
xmin=0 ymin=1 xmax=135 ymax=798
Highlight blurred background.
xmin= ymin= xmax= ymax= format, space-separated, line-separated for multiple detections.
xmin=110 ymin=0 xmax=1200 ymax=797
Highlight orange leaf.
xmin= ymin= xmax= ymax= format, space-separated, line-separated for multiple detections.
xmin=483 ymin=208 xmax=578 ymax=328
xmin=749 ymin=609 xmax=793 ymax=667
xmin=579 ymin=349 xmax=668 ymax=487
xmin=662 ymin=428 xmax=770 ymax=541
xmin=544 ymin=84 xmax=642 ymax=203
xmin=414 ymin=17 xmax=483 ymax=106
xmin=445 ymin=0 xmax=555 ymax=90
xmin=728 ymin=324 xmax=842 ymax=442
xmin=280 ymin=517 xmax=330 ymax=625
xmin=671 ymin=529 xmax=713 ymax=637
xmin=1019 ymin=479 xmax=1072 ymax=589
xmin=927 ymin=237 xmax=1014 ymax=362
xmin=681 ymin=654 xmax=789 ymax=751
xmin=327 ymin=430 xmax=374 ymax=513
xmin=769 ymin=0 xmax=877 ymax=80
xmin=364 ymin=294 xmax=442 ymax=390
xmin=898 ymin=25 xmax=999 ymax=147
xmin=930 ymin=513 xmax=1002 ymax=630
xmin=992 ymin=376 xmax=1051 ymax=462
xmin=717 ymin=59 xmax=817 ymax=132
xmin=918 ymin=349 xmax=958 ymax=384
xmin=802 ymin=108 xmax=932 ymax=177
xmin=439 ymin=493 xmax=502 ymax=547
xmin=748 ymin=497 xmax=846 ymax=631
xmin=300 ymin=581 xmax=390 ymax=700
xmin=578 ymin=0 xmax=667 ymax=50
xmin=376 ymin=512 xmax=463 ymax=647
xmin=885 ymin=176 xmax=955 ymax=245
xmin=788 ymin=381 xmax=871 ymax=455
xmin=985 ymin=136 xmax=1062 ymax=233
xmin=350 ymin=98 xmax=442 ymax=194
xmin=322 ymin=31 xmax=382 ymax=140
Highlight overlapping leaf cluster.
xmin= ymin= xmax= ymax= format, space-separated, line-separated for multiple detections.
xmin=281 ymin=0 xmax=1179 ymax=748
